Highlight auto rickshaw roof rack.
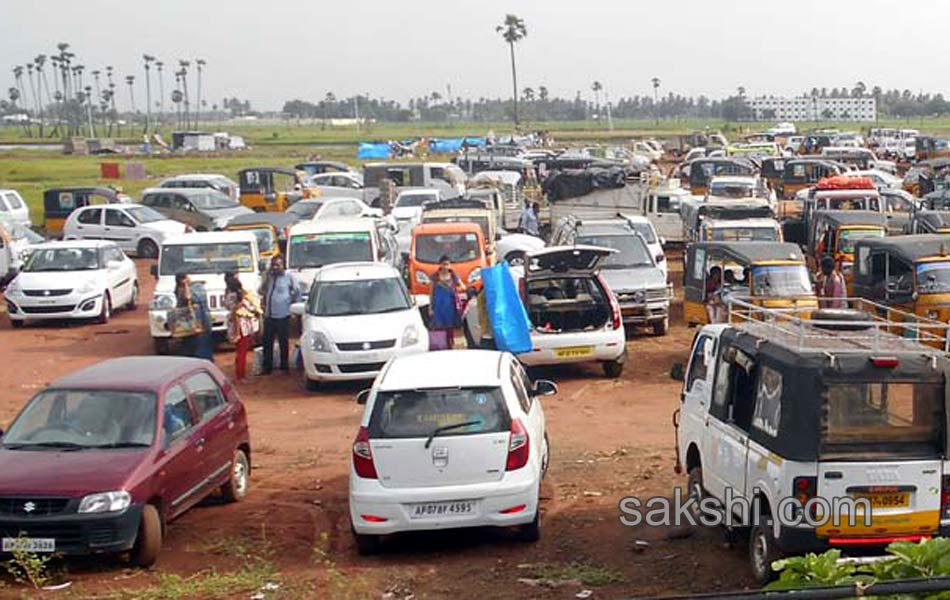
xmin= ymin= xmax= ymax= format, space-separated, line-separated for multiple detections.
xmin=724 ymin=296 xmax=950 ymax=356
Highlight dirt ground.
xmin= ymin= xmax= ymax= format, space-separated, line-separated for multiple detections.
xmin=0 ymin=255 xmax=758 ymax=600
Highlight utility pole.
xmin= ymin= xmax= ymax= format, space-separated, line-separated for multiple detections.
xmin=604 ymin=88 xmax=614 ymax=131
xmin=354 ymin=94 xmax=360 ymax=134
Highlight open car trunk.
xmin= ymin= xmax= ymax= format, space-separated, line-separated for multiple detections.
xmin=524 ymin=275 xmax=610 ymax=332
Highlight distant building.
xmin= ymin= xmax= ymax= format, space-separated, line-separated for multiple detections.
xmin=747 ymin=96 xmax=876 ymax=122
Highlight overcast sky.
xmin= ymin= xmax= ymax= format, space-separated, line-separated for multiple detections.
xmin=3 ymin=0 xmax=949 ymax=111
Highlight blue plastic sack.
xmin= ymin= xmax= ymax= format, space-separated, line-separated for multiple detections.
xmin=482 ymin=262 xmax=532 ymax=354
xmin=356 ymin=143 xmax=391 ymax=159
xmin=428 ymin=138 xmax=464 ymax=153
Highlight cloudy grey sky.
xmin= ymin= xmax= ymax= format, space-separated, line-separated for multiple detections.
xmin=3 ymin=0 xmax=949 ymax=111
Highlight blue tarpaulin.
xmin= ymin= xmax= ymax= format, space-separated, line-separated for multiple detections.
xmin=357 ymin=143 xmax=391 ymax=159
xmin=428 ymin=138 xmax=464 ymax=153
xmin=482 ymin=262 xmax=532 ymax=354
xmin=463 ymin=137 xmax=487 ymax=147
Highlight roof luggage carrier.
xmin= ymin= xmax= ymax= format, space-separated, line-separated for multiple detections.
xmin=724 ymin=296 xmax=950 ymax=356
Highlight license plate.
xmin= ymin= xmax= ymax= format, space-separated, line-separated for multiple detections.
xmin=554 ymin=345 xmax=594 ymax=359
xmin=36 ymin=299 xmax=56 ymax=306
xmin=2 ymin=537 xmax=55 ymax=553
xmin=409 ymin=500 xmax=475 ymax=519
xmin=854 ymin=491 xmax=910 ymax=509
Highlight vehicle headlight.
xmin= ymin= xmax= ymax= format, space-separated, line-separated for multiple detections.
xmin=5 ymin=278 xmax=21 ymax=295
xmin=78 ymin=490 xmax=131 ymax=514
xmin=632 ymin=290 xmax=646 ymax=303
xmin=926 ymin=310 xmax=940 ymax=320
xmin=77 ymin=280 xmax=97 ymax=294
xmin=150 ymin=294 xmax=176 ymax=310
xmin=415 ymin=270 xmax=431 ymax=285
xmin=467 ymin=268 xmax=482 ymax=284
xmin=841 ymin=262 xmax=854 ymax=275
xmin=401 ymin=324 xmax=419 ymax=347
xmin=309 ymin=331 xmax=331 ymax=353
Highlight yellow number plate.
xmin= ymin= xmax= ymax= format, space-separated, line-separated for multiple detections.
xmin=554 ymin=346 xmax=594 ymax=359
xmin=854 ymin=492 xmax=910 ymax=509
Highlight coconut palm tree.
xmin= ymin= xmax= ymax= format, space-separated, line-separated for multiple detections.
xmin=195 ymin=59 xmax=205 ymax=129
xmin=155 ymin=60 xmax=165 ymax=127
xmin=651 ymin=77 xmax=661 ymax=124
xmin=142 ymin=55 xmax=154 ymax=133
xmin=538 ymin=85 xmax=549 ymax=102
xmin=591 ymin=81 xmax=602 ymax=118
xmin=178 ymin=61 xmax=191 ymax=129
xmin=125 ymin=75 xmax=136 ymax=135
xmin=496 ymin=14 xmax=527 ymax=127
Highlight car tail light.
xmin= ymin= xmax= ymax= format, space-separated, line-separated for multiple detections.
xmin=352 ymin=426 xmax=378 ymax=479
xmin=870 ymin=356 xmax=900 ymax=368
xmin=793 ymin=476 xmax=817 ymax=517
xmin=499 ymin=504 xmax=527 ymax=514
xmin=360 ymin=514 xmax=388 ymax=522
xmin=506 ymin=419 xmax=530 ymax=471
xmin=599 ymin=276 xmax=621 ymax=330
xmin=941 ymin=476 xmax=950 ymax=519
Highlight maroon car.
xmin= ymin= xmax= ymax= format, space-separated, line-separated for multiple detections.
xmin=0 ymin=356 xmax=251 ymax=567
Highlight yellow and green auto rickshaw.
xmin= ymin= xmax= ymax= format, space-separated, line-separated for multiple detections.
xmin=238 ymin=167 xmax=314 ymax=213
xmin=807 ymin=210 xmax=887 ymax=293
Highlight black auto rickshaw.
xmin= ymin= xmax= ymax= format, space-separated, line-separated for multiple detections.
xmin=686 ymin=157 xmax=756 ymax=196
xmin=225 ymin=212 xmax=300 ymax=261
xmin=777 ymin=158 xmax=843 ymax=205
xmin=758 ymin=157 xmax=786 ymax=193
xmin=915 ymin=137 xmax=950 ymax=162
xmin=238 ymin=167 xmax=311 ymax=213
xmin=43 ymin=186 xmax=120 ymax=236
xmin=907 ymin=190 xmax=950 ymax=234
xmin=680 ymin=197 xmax=774 ymax=245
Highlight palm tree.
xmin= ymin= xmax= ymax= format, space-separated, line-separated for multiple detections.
xmin=852 ymin=81 xmax=866 ymax=98
xmin=538 ymin=85 xmax=549 ymax=102
xmin=591 ymin=81 xmax=603 ymax=118
xmin=737 ymin=86 xmax=746 ymax=98
xmin=105 ymin=66 xmax=116 ymax=135
xmin=195 ymin=59 xmax=206 ymax=129
xmin=496 ymin=14 xmax=527 ymax=127
xmin=178 ymin=61 xmax=190 ymax=129
xmin=155 ymin=60 xmax=165 ymax=127
xmin=142 ymin=55 xmax=155 ymax=133
xmin=523 ymin=87 xmax=534 ymax=102
xmin=125 ymin=75 xmax=136 ymax=135
xmin=651 ymin=77 xmax=661 ymax=124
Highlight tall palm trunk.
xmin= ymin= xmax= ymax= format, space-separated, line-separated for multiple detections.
xmin=509 ymin=41 xmax=519 ymax=127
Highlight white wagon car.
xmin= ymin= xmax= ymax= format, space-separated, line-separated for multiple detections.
xmin=349 ymin=350 xmax=555 ymax=554
xmin=5 ymin=240 xmax=138 ymax=327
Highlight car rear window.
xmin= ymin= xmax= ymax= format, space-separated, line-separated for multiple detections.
xmin=368 ymin=387 xmax=510 ymax=439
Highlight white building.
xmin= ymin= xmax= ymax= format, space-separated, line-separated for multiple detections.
xmin=747 ymin=96 xmax=876 ymax=122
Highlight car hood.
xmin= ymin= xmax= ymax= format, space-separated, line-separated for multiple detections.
xmin=600 ymin=266 xmax=667 ymax=293
xmin=0 ymin=448 xmax=146 ymax=495
xmin=142 ymin=220 xmax=189 ymax=235
xmin=392 ymin=206 xmax=423 ymax=221
xmin=304 ymin=309 xmax=420 ymax=342
xmin=13 ymin=269 xmax=104 ymax=290
xmin=205 ymin=205 xmax=255 ymax=220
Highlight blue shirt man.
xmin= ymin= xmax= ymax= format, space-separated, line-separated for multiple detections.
xmin=259 ymin=257 xmax=301 ymax=373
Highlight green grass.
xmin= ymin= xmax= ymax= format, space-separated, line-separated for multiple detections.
xmin=525 ymin=562 xmax=626 ymax=586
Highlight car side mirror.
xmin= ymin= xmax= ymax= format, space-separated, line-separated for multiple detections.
xmin=670 ymin=362 xmax=686 ymax=382
xmin=149 ymin=264 xmax=159 ymax=278
xmin=532 ymin=379 xmax=558 ymax=397
xmin=356 ymin=389 xmax=371 ymax=405
xmin=290 ymin=302 xmax=305 ymax=317
xmin=0 ymin=428 xmax=4 ymax=439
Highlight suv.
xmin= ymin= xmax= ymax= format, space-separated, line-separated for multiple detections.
xmin=158 ymin=174 xmax=240 ymax=202
xmin=0 ymin=357 xmax=250 ymax=567
xmin=349 ymin=350 xmax=555 ymax=554
xmin=463 ymin=246 xmax=627 ymax=377
xmin=672 ymin=300 xmax=950 ymax=583
xmin=551 ymin=217 xmax=671 ymax=336
xmin=286 ymin=218 xmax=395 ymax=294
xmin=141 ymin=187 xmax=252 ymax=232
xmin=0 ymin=189 xmax=30 ymax=228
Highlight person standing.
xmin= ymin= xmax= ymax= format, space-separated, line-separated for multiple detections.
xmin=225 ymin=272 xmax=262 ymax=384
xmin=259 ymin=256 xmax=300 ymax=373
xmin=429 ymin=255 xmax=466 ymax=349
xmin=817 ymin=255 xmax=847 ymax=309
xmin=174 ymin=273 xmax=214 ymax=360
xmin=519 ymin=201 xmax=540 ymax=237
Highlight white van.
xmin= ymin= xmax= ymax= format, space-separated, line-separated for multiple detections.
xmin=285 ymin=218 xmax=391 ymax=294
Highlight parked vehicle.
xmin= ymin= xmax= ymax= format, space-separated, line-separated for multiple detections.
xmin=776 ymin=159 xmax=843 ymax=206
xmin=158 ymin=174 xmax=240 ymax=202
xmin=820 ymin=147 xmax=895 ymax=173
xmin=391 ymin=189 xmax=440 ymax=257
xmin=64 ymin=204 xmax=188 ymax=258
xmin=422 ymin=198 xmax=499 ymax=263
xmin=0 ymin=220 xmax=43 ymax=287
xmin=362 ymin=162 xmax=466 ymax=206
xmin=463 ymin=246 xmax=627 ymax=377
xmin=238 ymin=167 xmax=310 ymax=213
xmin=0 ymin=189 xmax=30 ymax=228
xmin=706 ymin=175 xmax=767 ymax=201
xmin=43 ymin=187 xmax=121 ymax=237
xmin=409 ymin=222 xmax=486 ymax=296
xmin=286 ymin=218 xmax=392 ymax=293
xmin=468 ymin=170 xmax=525 ymax=230
xmin=672 ymin=302 xmax=950 ymax=583
xmin=637 ymin=179 xmax=691 ymax=244
xmin=283 ymin=197 xmax=373 ymax=221
xmin=225 ymin=212 xmax=299 ymax=262
xmin=698 ymin=218 xmax=783 ymax=243
xmin=5 ymin=240 xmax=139 ymax=327
xmin=808 ymin=210 xmax=887 ymax=290
xmin=686 ymin=158 xmax=756 ymax=196
xmin=348 ymin=350 xmax=554 ymax=554
xmin=0 ymin=356 xmax=250 ymax=566
xmin=848 ymin=169 xmax=902 ymax=190
xmin=294 ymin=161 xmax=352 ymax=177
xmin=141 ymin=188 xmax=253 ymax=232
xmin=680 ymin=198 xmax=774 ymax=245
xmin=907 ymin=191 xmax=950 ymax=234
xmin=148 ymin=231 xmax=262 ymax=354
xmin=914 ymin=136 xmax=950 ymax=162
xmin=310 ymin=172 xmax=364 ymax=200
xmin=293 ymin=262 xmax=429 ymax=389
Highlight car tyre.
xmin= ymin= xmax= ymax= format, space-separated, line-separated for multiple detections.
xmin=652 ymin=317 xmax=669 ymax=337
xmin=687 ymin=467 xmax=704 ymax=523
xmin=749 ymin=522 xmax=782 ymax=585
xmin=96 ymin=294 xmax=112 ymax=324
xmin=131 ymin=504 xmax=162 ymax=568
xmin=541 ymin=433 xmax=550 ymax=477
xmin=127 ymin=283 xmax=140 ymax=311
xmin=137 ymin=238 xmax=159 ymax=259
xmin=304 ymin=376 xmax=320 ymax=392
xmin=602 ymin=358 xmax=624 ymax=379
xmin=153 ymin=338 xmax=171 ymax=355
xmin=353 ymin=528 xmax=382 ymax=556
xmin=518 ymin=496 xmax=541 ymax=543
xmin=220 ymin=449 xmax=250 ymax=502
xmin=10 ymin=318 xmax=23 ymax=329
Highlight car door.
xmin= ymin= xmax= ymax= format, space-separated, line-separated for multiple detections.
xmin=183 ymin=370 xmax=236 ymax=492
xmin=103 ymin=208 xmax=137 ymax=252
xmin=681 ymin=333 xmax=726 ymax=497
xmin=511 ymin=361 xmax=545 ymax=465
xmin=172 ymin=195 xmax=202 ymax=229
xmin=73 ymin=207 xmax=104 ymax=240
xmin=157 ymin=383 xmax=208 ymax=520
xmin=103 ymin=246 xmax=133 ymax=305
xmin=704 ymin=341 xmax=754 ymax=503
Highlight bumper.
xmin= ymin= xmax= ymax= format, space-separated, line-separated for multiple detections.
xmin=6 ymin=294 xmax=104 ymax=321
xmin=0 ymin=504 xmax=143 ymax=556
xmin=619 ymin=301 xmax=669 ymax=325
xmin=302 ymin=341 xmax=429 ymax=381
xmin=518 ymin=329 xmax=626 ymax=367
xmin=775 ymin=525 xmax=950 ymax=555
xmin=350 ymin=473 xmax=539 ymax=535
xmin=149 ymin=308 xmax=229 ymax=338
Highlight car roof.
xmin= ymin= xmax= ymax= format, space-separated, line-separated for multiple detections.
xmin=161 ymin=174 xmax=229 ymax=181
xmin=710 ymin=175 xmax=757 ymax=184
xmin=289 ymin=217 xmax=376 ymax=235
xmin=49 ymin=356 xmax=213 ymax=392
xmin=32 ymin=239 xmax=115 ymax=250
xmin=314 ymin=262 xmax=400 ymax=282
xmin=696 ymin=241 xmax=804 ymax=262
xmin=412 ymin=221 xmax=483 ymax=235
xmin=378 ymin=350 xmax=507 ymax=391
xmin=142 ymin=186 xmax=231 ymax=198
xmin=813 ymin=210 xmax=887 ymax=226
xmin=705 ymin=218 xmax=780 ymax=228
xmin=854 ymin=234 xmax=950 ymax=261
xmin=163 ymin=230 xmax=257 ymax=245
xmin=227 ymin=212 xmax=299 ymax=228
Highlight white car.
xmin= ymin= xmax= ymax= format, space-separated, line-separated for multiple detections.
xmin=285 ymin=218 xmax=390 ymax=293
xmin=0 ymin=219 xmax=44 ymax=285
xmin=618 ymin=214 xmax=667 ymax=278
xmin=349 ymin=350 xmax=554 ymax=554
xmin=392 ymin=189 xmax=441 ymax=255
xmin=311 ymin=172 xmax=364 ymax=200
xmin=294 ymin=262 xmax=428 ymax=388
xmin=5 ymin=240 xmax=139 ymax=327
xmin=849 ymin=169 xmax=902 ymax=190
xmin=64 ymin=203 xmax=188 ymax=258
xmin=0 ymin=189 xmax=30 ymax=228
xmin=286 ymin=197 xmax=377 ymax=221
xmin=463 ymin=246 xmax=627 ymax=378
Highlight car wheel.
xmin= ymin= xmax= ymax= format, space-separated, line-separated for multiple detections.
xmin=131 ymin=504 xmax=162 ymax=568
xmin=137 ymin=238 xmax=159 ymax=259
xmin=195 ymin=226 xmax=207 ymax=232
xmin=541 ymin=433 xmax=550 ymax=477
xmin=9 ymin=318 xmax=23 ymax=329
xmin=96 ymin=294 xmax=112 ymax=324
xmin=304 ymin=376 xmax=320 ymax=392
xmin=153 ymin=338 xmax=171 ymax=355
xmin=687 ymin=467 xmax=704 ymax=523
xmin=749 ymin=523 xmax=782 ymax=585
xmin=602 ymin=358 xmax=624 ymax=379
xmin=220 ymin=448 xmax=250 ymax=502
xmin=653 ymin=317 xmax=669 ymax=337
xmin=353 ymin=527 xmax=382 ymax=556
xmin=518 ymin=495 xmax=541 ymax=543
xmin=127 ymin=283 xmax=140 ymax=311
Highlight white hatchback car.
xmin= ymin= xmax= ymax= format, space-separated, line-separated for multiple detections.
xmin=5 ymin=240 xmax=138 ymax=327
xmin=0 ymin=189 xmax=30 ymax=228
xmin=349 ymin=350 xmax=554 ymax=554
xmin=64 ymin=203 xmax=188 ymax=258
xmin=294 ymin=262 xmax=429 ymax=388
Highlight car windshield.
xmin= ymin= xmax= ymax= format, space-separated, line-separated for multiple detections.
xmin=425 ymin=215 xmax=490 ymax=242
xmin=288 ymin=232 xmax=372 ymax=269
xmin=415 ymin=232 xmax=481 ymax=264
xmin=160 ymin=242 xmax=254 ymax=274
xmin=838 ymin=228 xmax=885 ymax=254
xmin=287 ymin=201 xmax=323 ymax=219
xmin=2 ymin=390 xmax=156 ymax=448
xmin=625 ymin=222 xmax=657 ymax=244
xmin=709 ymin=226 xmax=779 ymax=242
xmin=23 ymin=247 xmax=100 ymax=272
xmin=396 ymin=194 xmax=435 ymax=208
xmin=819 ymin=196 xmax=881 ymax=212
xmin=192 ymin=192 xmax=238 ymax=210
xmin=916 ymin=262 xmax=950 ymax=294
xmin=576 ymin=234 xmax=652 ymax=269
xmin=308 ymin=278 xmax=410 ymax=316
xmin=368 ymin=387 xmax=509 ymax=439
xmin=9 ymin=223 xmax=43 ymax=243
xmin=125 ymin=205 xmax=166 ymax=224
xmin=232 ymin=227 xmax=275 ymax=252
xmin=710 ymin=182 xmax=754 ymax=198
xmin=750 ymin=264 xmax=812 ymax=297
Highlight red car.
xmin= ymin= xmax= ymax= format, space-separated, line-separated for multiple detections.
xmin=0 ymin=356 xmax=251 ymax=567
